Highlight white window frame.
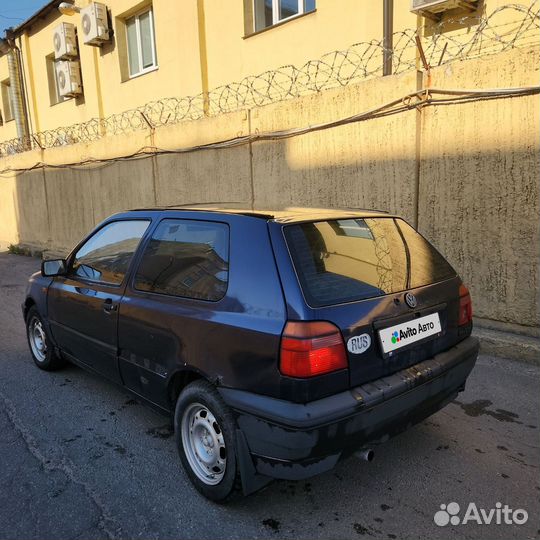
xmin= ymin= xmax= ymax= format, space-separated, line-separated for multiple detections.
xmin=125 ymin=7 xmax=158 ymax=79
xmin=1 ymin=80 xmax=14 ymax=122
xmin=254 ymin=0 xmax=314 ymax=32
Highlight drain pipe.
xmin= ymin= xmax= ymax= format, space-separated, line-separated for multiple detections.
xmin=383 ymin=0 xmax=394 ymax=76
xmin=1 ymin=37 xmax=31 ymax=148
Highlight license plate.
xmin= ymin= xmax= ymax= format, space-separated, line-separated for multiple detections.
xmin=379 ymin=312 xmax=442 ymax=354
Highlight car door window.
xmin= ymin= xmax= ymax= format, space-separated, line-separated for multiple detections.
xmin=71 ymin=220 xmax=150 ymax=285
xmin=134 ymin=219 xmax=229 ymax=301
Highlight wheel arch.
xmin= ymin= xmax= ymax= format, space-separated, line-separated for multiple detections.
xmin=167 ymin=368 xmax=209 ymax=409
xmin=23 ymin=297 xmax=37 ymax=320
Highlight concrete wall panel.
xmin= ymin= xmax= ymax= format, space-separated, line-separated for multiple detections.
xmin=43 ymin=168 xmax=97 ymax=251
xmin=91 ymin=159 xmax=156 ymax=223
xmin=13 ymin=170 xmax=50 ymax=249
xmin=419 ymin=47 xmax=540 ymax=327
xmin=0 ymin=173 xmax=20 ymax=248
xmin=154 ymin=147 xmax=252 ymax=207
xmin=250 ymin=71 xmax=418 ymax=221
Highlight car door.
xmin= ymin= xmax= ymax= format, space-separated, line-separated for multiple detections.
xmin=47 ymin=219 xmax=150 ymax=383
xmin=117 ymin=218 xmax=231 ymax=407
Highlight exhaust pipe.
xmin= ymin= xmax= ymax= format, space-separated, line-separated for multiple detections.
xmin=355 ymin=448 xmax=375 ymax=462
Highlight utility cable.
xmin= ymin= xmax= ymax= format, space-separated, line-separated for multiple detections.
xmin=0 ymin=85 xmax=538 ymax=176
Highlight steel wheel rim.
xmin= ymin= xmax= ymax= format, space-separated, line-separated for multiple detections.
xmin=29 ymin=317 xmax=47 ymax=362
xmin=181 ymin=402 xmax=227 ymax=485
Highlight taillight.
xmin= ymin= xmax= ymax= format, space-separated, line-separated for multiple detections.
xmin=458 ymin=284 xmax=473 ymax=326
xmin=279 ymin=321 xmax=348 ymax=378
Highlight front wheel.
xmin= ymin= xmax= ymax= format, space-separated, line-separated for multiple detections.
xmin=26 ymin=306 xmax=66 ymax=371
xmin=174 ymin=380 xmax=240 ymax=502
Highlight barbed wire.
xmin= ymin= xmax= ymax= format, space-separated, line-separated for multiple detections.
xmin=1 ymin=1 xmax=538 ymax=157
xmin=1 ymin=86 xmax=538 ymax=177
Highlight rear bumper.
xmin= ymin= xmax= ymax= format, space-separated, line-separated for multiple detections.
xmin=219 ymin=336 xmax=479 ymax=481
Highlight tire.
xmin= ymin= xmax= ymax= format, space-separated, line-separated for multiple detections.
xmin=174 ymin=380 xmax=241 ymax=502
xmin=25 ymin=306 xmax=66 ymax=371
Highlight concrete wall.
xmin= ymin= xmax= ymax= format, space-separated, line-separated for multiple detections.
xmin=0 ymin=45 xmax=538 ymax=333
xmin=249 ymin=71 xmax=418 ymax=222
xmin=419 ymin=47 xmax=540 ymax=328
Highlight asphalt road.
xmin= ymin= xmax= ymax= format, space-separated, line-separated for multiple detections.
xmin=0 ymin=251 xmax=538 ymax=540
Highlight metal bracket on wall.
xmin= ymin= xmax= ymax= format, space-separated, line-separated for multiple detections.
xmin=438 ymin=42 xmax=449 ymax=66
xmin=415 ymin=35 xmax=431 ymax=73
xmin=401 ymin=89 xmax=431 ymax=111
xmin=139 ymin=111 xmax=155 ymax=132
xmin=32 ymin=135 xmax=44 ymax=150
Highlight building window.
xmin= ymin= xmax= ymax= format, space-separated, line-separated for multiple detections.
xmin=46 ymin=55 xmax=68 ymax=105
xmin=254 ymin=0 xmax=315 ymax=32
xmin=126 ymin=8 xmax=157 ymax=78
xmin=1 ymin=80 xmax=14 ymax=122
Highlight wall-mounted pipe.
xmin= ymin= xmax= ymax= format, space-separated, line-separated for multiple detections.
xmin=383 ymin=0 xmax=394 ymax=76
xmin=4 ymin=40 xmax=30 ymax=147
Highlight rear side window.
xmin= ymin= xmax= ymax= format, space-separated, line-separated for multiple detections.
xmin=134 ymin=219 xmax=229 ymax=301
xmin=71 ymin=220 xmax=150 ymax=285
xmin=284 ymin=218 xmax=455 ymax=307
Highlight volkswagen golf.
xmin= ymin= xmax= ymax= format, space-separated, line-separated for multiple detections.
xmin=23 ymin=206 xmax=479 ymax=501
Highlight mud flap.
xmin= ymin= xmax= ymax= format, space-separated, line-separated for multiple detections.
xmin=235 ymin=429 xmax=273 ymax=496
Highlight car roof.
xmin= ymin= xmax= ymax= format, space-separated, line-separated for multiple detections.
xmin=127 ymin=205 xmax=392 ymax=223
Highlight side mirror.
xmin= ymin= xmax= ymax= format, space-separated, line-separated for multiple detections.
xmin=41 ymin=259 xmax=67 ymax=277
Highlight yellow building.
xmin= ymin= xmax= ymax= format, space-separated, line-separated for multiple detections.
xmin=1 ymin=0 xmax=533 ymax=151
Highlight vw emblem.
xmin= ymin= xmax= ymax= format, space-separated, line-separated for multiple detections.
xmin=405 ymin=292 xmax=417 ymax=308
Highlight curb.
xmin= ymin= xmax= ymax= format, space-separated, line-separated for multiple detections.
xmin=474 ymin=326 xmax=540 ymax=365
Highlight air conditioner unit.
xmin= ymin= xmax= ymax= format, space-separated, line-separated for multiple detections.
xmin=53 ymin=22 xmax=78 ymax=59
xmin=81 ymin=2 xmax=110 ymax=45
xmin=55 ymin=60 xmax=82 ymax=98
xmin=410 ymin=0 xmax=477 ymax=16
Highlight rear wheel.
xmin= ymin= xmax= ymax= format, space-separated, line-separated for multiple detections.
xmin=26 ymin=306 xmax=66 ymax=371
xmin=174 ymin=380 xmax=240 ymax=502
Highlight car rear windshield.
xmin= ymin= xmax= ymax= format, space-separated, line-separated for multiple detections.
xmin=284 ymin=217 xmax=456 ymax=307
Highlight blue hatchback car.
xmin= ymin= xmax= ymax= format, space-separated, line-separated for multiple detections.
xmin=23 ymin=206 xmax=479 ymax=501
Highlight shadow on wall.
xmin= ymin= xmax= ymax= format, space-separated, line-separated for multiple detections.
xmin=12 ymin=139 xmax=540 ymax=329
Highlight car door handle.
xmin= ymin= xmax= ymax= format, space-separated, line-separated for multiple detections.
xmin=103 ymin=299 xmax=118 ymax=314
